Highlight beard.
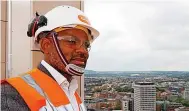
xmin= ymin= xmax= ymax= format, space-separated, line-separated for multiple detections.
xmin=48 ymin=52 xmax=67 ymax=73
xmin=48 ymin=52 xmax=88 ymax=74
xmin=69 ymin=52 xmax=88 ymax=68
xmin=69 ymin=60 xmax=87 ymax=68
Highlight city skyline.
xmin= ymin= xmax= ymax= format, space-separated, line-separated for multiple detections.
xmin=84 ymin=71 xmax=189 ymax=110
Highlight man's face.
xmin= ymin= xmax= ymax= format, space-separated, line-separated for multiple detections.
xmin=40 ymin=28 xmax=90 ymax=73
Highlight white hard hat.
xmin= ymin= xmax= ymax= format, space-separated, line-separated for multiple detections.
xmin=35 ymin=5 xmax=99 ymax=43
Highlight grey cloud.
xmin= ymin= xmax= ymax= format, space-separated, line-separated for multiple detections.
xmin=87 ymin=50 xmax=189 ymax=71
xmin=140 ymin=2 xmax=189 ymax=50
xmin=85 ymin=1 xmax=189 ymax=71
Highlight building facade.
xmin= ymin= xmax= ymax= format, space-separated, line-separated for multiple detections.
xmin=122 ymin=96 xmax=134 ymax=111
xmin=133 ymin=82 xmax=156 ymax=111
xmin=122 ymin=100 xmax=129 ymax=111
xmin=184 ymin=86 xmax=189 ymax=100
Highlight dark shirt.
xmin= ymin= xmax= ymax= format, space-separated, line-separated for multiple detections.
xmin=1 ymin=64 xmax=54 ymax=111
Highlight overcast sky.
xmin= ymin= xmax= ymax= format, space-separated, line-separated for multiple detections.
xmin=84 ymin=0 xmax=189 ymax=71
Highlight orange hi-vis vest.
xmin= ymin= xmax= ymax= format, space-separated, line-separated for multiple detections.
xmin=1 ymin=69 xmax=86 ymax=111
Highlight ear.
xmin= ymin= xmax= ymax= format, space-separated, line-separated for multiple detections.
xmin=39 ymin=38 xmax=52 ymax=54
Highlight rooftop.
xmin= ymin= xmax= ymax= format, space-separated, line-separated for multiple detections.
xmin=135 ymin=82 xmax=154 ymax=85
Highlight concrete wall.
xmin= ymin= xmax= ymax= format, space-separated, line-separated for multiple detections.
xmin=11 ymin=1 xmax=32 ymax=77
xmin=1 ymin=1 xmax=32 ymax=78
xmin=0 ymin=1 xmax=2 ymax=78
xmin=1 ymin=1 xmax=7 ymax=79
xmin=0 ymin=1 xmax=1 ymax=78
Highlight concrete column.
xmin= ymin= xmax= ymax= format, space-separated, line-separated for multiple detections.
xmin=1 ymin=1 xmax=7 ymax=79
xmin=10 ymin=1 xmax=32 ymax=77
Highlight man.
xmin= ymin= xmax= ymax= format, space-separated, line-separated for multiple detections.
xmin=1 ymin=5 xmax=99 ymax=111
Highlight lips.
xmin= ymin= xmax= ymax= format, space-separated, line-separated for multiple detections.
xmin=70 ymin=58 xmax=86 ymax=66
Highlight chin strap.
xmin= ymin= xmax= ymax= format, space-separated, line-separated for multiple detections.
xmin=51 ymin=32 xmax=84 ymax=76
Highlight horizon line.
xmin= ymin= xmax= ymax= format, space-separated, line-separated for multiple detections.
xmin=85 ymin=70 xmax=189 ymax=72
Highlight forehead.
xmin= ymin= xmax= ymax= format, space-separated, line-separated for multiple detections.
xmin=57 ymin=28 xmax=89 ymax=41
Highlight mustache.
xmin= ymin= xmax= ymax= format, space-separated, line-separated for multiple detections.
xmin=70 ymin=53 xmax=88 ymax=62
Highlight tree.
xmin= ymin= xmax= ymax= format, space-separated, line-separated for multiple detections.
xmin=95 ymin=88 xmax=102 ymax=92
xmin=115 ymin=86 xmax=134 ymax=92
xmin=181 ymin=100 xmax=189 ymax=107
xmin=173 ymin=97 xmax=189 ymax=107
xmin=114 ymin=102 xmax=121 ymax=110
xmin=156 ymin=87 xmax=165 ymax=92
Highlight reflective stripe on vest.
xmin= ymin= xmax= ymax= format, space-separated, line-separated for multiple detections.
xmin=3 ymin=68 xmax=86 ymax=111
xmin=75 ymin=92 xmax=87 ymax=111
xmin=2 ymin=77 xmax=46 ymax=111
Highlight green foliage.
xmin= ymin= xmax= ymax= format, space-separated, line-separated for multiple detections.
xmin=108 ymin=88 xmax=112 ymax=91
xmin=156 ymin=87 xmax=165 ymax=92
xmin=114 ymin=102 xmax=121 ymax=110
xmin=95 ymin=88 xmax=102 ymax=92
xmin=182 ymin=101 xmax=189 ymax=107
xmin=156 ymin=98 xmax=164 ymax=101
xmin=175 ymin=97 xmax=184 ymax=103
xmin=181 ymin=99 xmax=189 ymax=107
xmin=173 ymin=97 xmax=189 ymax=107
xmin=115 ymin=86 xmax=134 ymax=92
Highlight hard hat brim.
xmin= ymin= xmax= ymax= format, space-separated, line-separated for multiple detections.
xmin=35 ymin=23 xmax=100 ymax=43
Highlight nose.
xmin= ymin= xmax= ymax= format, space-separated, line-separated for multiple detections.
xmin=75 ymin=45 xmax=89 ymax=57
xmin=76 ymin=45 xmax=88 ymax=53
xmin=78 ymin=41 xmax=90 ymax=51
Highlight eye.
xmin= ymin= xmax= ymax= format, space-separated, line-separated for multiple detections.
xmin=85 ymin=41 xmax=91 ymax=48
xmin=68 ymin=39 xmax=77 ymax=44
xmin=62 ymin=36 xmax=77 ymax=45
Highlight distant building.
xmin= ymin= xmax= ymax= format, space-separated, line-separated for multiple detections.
xmin=156 ymin=100 xmax=170 ymax=111
xmin=122 ymin=99 xmax=129 ymax=111
xmin=121 ymin=96 xmax=134 ymax=111
xmin=156 ymin=104 xmax=162 ymax=111
xmin=167 ymin=93 xmax=180 ymax=102
xmin=107 ymin=98 xmax=120 ymax=109
xmin=95 ymin=99 xmax=120 ymax=110
xmin=184 ymin=86 xmax=189 ymax=100
xmin=85 ymin=96 xmax=96 ymax=109
xmin=175 ymin=107 xmax=189 ymax=111
xmin=167 ymin=102 xmax=183 ymax=111
xmin=133 ymin=82 xmax=156 ymax=111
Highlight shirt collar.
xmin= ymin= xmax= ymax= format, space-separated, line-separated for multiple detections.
xmin=41 ymin=60 xmax=67 ymax=85
xmin=40 ymin=60 xmax=78 ymax=92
